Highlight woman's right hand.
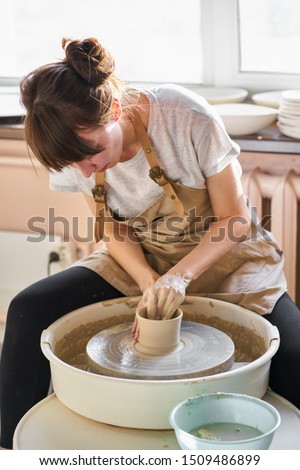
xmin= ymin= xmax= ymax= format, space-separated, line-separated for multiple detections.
xmin=132 ymin=271 xmax=160 ymax=339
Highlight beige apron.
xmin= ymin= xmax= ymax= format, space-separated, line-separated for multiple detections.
xmin=75 ymin=112 xmax=287 ymax=315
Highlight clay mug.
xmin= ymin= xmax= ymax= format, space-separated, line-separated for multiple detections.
xmin=135 ymin=308 xmax=183 ymax=355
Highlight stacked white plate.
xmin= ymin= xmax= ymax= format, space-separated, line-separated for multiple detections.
xmin=277 ymin=90 xmax=300 ymax=139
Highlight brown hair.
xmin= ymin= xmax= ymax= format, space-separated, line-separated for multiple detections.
xmin=20 ymin=37 xmax=136 ymax=172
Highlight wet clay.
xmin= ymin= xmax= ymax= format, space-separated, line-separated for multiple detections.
xmin=55 ymin=311 xmax=266 ymax=372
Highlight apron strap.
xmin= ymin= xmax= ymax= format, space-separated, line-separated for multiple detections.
xmin=92 ymin=109 xmax=185 ymax=242
xmin=132 ymin=109 xmax=184 ymax=216
xmin=92 ymin=171 xmax=106 ymax=243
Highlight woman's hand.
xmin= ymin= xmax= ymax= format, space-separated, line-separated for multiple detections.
xmin=132 ymin=273 xmax=189 ymax=340
xmin=137 ymin=273 xmax=190 ymax=320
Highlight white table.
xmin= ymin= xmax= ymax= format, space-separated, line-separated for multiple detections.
xmin=13 ymin=390 xmax=300 ymax=450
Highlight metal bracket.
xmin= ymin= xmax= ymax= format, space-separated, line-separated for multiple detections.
xmin=92 ymin=184 xmax=106 ymax=202
xmin=149 ymin=166 xmax=167 ymax=183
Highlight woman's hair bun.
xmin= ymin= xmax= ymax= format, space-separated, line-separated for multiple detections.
xmin=62 ymin=37 xmax=115 ymax=87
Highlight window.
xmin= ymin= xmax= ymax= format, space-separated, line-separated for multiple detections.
xmin=201 ymin=0 xmax=300 ymax=92
xmin=1 ymin=0 xmax=203 ymax=84
xmin=3 ymin=1 xmax=299 ymax=92
xmin=238 ymin=0 xmax=300 ymax=74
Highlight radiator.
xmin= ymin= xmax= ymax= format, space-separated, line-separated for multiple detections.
xmin=241 ymin=167 xmax=300 ymax=305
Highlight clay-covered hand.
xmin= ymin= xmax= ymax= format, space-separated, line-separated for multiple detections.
xmin=137 ymin=273 xmax=191 ymax=320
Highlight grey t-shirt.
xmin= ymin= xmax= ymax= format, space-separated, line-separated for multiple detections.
xmin=50 ymin=84 xmax=241 ymax=218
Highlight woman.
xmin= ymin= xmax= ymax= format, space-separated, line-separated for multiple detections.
xmin=1 ymin=37 xmax=299 ymax=449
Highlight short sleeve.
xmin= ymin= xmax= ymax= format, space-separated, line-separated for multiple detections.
xmin=198 ymin=116 xmax=241 ymax=178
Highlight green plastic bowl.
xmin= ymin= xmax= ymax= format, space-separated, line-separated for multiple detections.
xmin=170 ymin=392 xmax=281 ymax=450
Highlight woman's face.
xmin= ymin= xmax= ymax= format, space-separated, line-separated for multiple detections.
xmin=71 ymin=120 xmax=123 ymax=178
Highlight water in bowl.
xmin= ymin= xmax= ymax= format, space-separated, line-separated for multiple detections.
xmin=190 ymin=422 xmax=263 ymax=441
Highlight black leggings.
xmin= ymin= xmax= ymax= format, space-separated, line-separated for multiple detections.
xmin=1 ymin=267 xmax=300 ymax=448
xmin=265 ymin=292 xmax=300 ymax=407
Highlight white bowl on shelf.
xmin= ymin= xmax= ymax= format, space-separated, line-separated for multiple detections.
xmin=195 ymin=87 xmax=248 ymax=104
xmin=251 ymin=91 xmax=282 ymax=109
xmin=213 ymin=103 xmax=278 ymax=136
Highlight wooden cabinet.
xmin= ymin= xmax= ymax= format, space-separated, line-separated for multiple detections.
xmin=0 ymin=139 xmax=95 ymax=258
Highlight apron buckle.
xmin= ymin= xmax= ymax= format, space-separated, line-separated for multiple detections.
xmin=92 ymin=184 xmax=106 ymax=203
xmin=149 ymin=166 xmax=167 ymax=184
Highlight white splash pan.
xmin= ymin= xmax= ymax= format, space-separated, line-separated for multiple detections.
xmin=41 ymin=296 xmax=279 ymax=430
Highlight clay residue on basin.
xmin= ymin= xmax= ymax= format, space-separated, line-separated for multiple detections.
xmin=54 ymin=311 xmax=266 ymax=371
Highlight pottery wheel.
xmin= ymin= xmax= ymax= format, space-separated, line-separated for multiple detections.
xmin=86 ymin=321 xmax=235 ymax=380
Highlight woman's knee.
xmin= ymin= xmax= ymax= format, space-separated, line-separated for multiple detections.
xmin=5 ymin=266 xmax=123 ymax=332
xmin=5 ymin=270 xmax=76 ymax=330
xmin=5 ymin=283 xmax=53 ymax=339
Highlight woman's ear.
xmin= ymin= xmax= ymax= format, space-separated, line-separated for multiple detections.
xmin=111 ymin=98 xmax=122 ymax=122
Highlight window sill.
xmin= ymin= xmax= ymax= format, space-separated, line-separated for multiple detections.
xmin=0 ymin=123 xmax=24 ymax=140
